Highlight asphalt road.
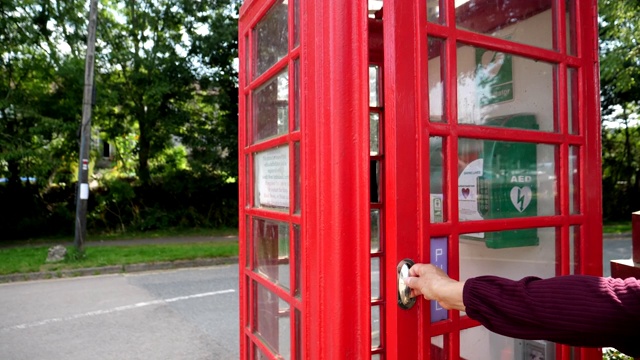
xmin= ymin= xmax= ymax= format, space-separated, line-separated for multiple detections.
xmin=0 ymin=265 xmax=239 ymax=360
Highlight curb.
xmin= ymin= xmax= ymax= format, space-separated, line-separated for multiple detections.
xmin=0 ymin=256 xmax=239 ymax=284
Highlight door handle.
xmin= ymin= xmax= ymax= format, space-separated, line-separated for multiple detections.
xmin=397 ymin=259 xmax=416 ymax=310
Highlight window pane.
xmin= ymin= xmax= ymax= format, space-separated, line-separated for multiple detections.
xmin=254 ymin=282 xmax=291 ymax=358
xmin=294 ymin=59 xmax=301 ymax=131
xmin=294 ymin=142 xmax=301 ymax=214
xmin=254 ymin=68 xmax=289 ymax=142
xmin=570 ymin=225 xmax=579 ymax=275
xmin=294 ymin=0 xmax=300 ymax=48
xmin=569 ymin=146 xmax=580 ymax=214
xmin=428 ymin=37 xmax=446 ymax=122
xmin=370 ymin=160 xmax=381 ymax=203
xmin=371 ymin=209 xmax=381 ymax=252
xmin=461 ymin=327 xmax=556 ymax=360
xmin=427 ymin=0 xmax=445 ymax=24
xmin=370 ymin=112 xmax=380 ymax=155
xmin=254 ymin=146 xmax=290 ymax=211
xmin=457 ymin=44 xmax=556 ymax=132
xmin=456 ymin=0 xmax=554 ymax=50
xmin=369 ymin=65 xmax=382 ymax=107
xmin=371 ymin=256 xmax=380 ymax=299
xmin=458 ymin=139 xmax=557 ymax=224
xmin=253 ymin=218 xmax=290 ymax=290
xmin=566 ymin=0 xmax=577 ymax=55
xmin=430 ymin=137 xmax=445 ymax=223
xmin=371 ymin=305 xmax=381 ymax=348
xmin=568 ymin=67 xmax=579 ymax=134
xmin=254 ymin=0 xmax=288 ymax=78
xmin=431 ymin=335 xmax=448 ymax=360
xmin=294 ymin=224 xmax=301 ymax=298
xmin=295 ymin=308 xmax=302 ymax=359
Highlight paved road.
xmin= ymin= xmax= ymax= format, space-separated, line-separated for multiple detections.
xmin=0 ymin=265 xmax=239 ymax=360
xmin=603 ymin=236 xmax=633 ymax=277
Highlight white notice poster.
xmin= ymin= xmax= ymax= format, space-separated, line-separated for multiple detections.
xmin=255 ymin=146 xmax=290 ymax=209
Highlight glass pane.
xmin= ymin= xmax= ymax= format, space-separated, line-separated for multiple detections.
xmin=294 ymin=142 xmax=301 ymax=214
xmin=254 ymin=0 xmax=288 ymax=78
xmin=245 ymin=94 xmax=250 ymax=146
xmin=254 ymin=146 xmax=290 ymax=211
xmin=427 ymin=0 xmax=444 ymax=24
xmin=245 ymin=154 xmax=250 ymax=207
xmin=244 ymin=34 xmax=250 ymax=81
xmin=371 ymin=305 xmax=381 ymax=348
xmin=294 ymin=59 xmax=301 ymax=131
xmin=456 ymin=0 xmax=554 ymax=50
xmin=457 ymin=44 xmax=556 ymax=132
xmin=369 ymin=65 xmax=381 ymax=107
xmin=460 ymin=327 xmax=556 ymax=360
xmin=460 ymin=227 xmax=555 ymax=275
xmin=566 ymin=0 xmax=577 ymax=55
xmin=430 ymin=237 xmax=448 ymax=322
xmin=428 ymin=37 xmax=446 ymax=122
xmin=254 ymin=68 xmax=289 ymax=142
xmin=294 ymin=0 xmax=300 ymax=48
xmin=246 ymin=215 xmax=250 ymax=268
xmin=370 ymin=112 xmax=380 ymax=155
xmin=570 ymin=225 xmax=578 ymax=276
xmin=569 ymin=146 xmax=580 ymax=214
xmin=430 ymin=335 xmax=447 ymax=360
xmin=370 ymin=160 xmax=381 ymax=203
xmin=294 ymin=224 xmax=301 ymax=298
xmin=255 ymin=343 xmax=269 ymax=360
xmin=568 ymin=67 xmax=579 ymax=134
xmin=430 ymin=137 xmax=445 ymax=223
xmin=371 ymin=256 xmax=380 ymax=299
xmin=370 ymin=209 xmax=381 ymax=252
xmin=253 ymin=218 xmax=290 ymax=290
xmin=458 ymin=139 xmax=557 ymax=223
xmin=254 ymin=282 xmax=291 ymax=358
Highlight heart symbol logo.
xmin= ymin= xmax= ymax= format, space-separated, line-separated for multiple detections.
xmin=510 ymin=186 xmax=532 ymax=212
xmin=461 ymin=188 xmax=470 ymax=198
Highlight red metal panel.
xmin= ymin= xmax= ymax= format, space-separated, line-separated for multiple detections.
xmin=302 ymin=0 xmax=371 ymax=358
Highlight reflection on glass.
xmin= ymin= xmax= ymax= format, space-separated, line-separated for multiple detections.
xmin=295 ymin=309 xmax=302 ymax=359
xmin=371 ymin=257 xmax=380 ymax=299
xmin=254 ymin=68 xmax=289 ymax=142
xmin=294 ymin=0 xmax=300 ymax=48
xmin=254 ymin=146 xmax=290 ymax=211
xmin=456 ymin=0 xmax=553 ymax=50
xmin=569 ymin=146 xmax=580 ymax=214
xmin=370 ymin=160 xmax=381 ymax=203
xmin=294 ymin=224 xmax=301 ymax=297
xmin=253 ymin=218 xmax=290 ymax=289
xmin=460 ymin=327 xmax=557 ymax=360
xmin=428 ymin=37 xmax=446 ymax=122
xmin=294 ymin=59 xmax=301 ymax=131
xmin=566 ymin=0 xmax=577 ymax=55
xmin=294 ymin=142 xmax=301 ymax=214
xmin=458 ymin=139 xmax=557 ymax=226
xmin=570 ymin=225 xmax=579 ymax=275
xmin=369 ymin=65 xmax=381 ymax=107
xmin=254 ymin=282 xmax=290 ymax=358
xmin=430 ymin=137 xmax=445 ymax=223
xmin=568 ymin=67 xmax=579 ymax=134
xmin=371 ymin=209 xmax=380 ymax=252
xmin=430 ymin=335 xmax=447 ymax=360
xmin=370 ymin=112 xmax=380 ymax=155
xmin=254 ymin=0 xmax=288 ymax=78
xmin=457 ymin=44 xmax=556 ymax=132
xmin=371 ymin=305 xmax=381 ymax=348
xmin=427 ymin=0 xmax=444 ymax=24
xmin=246 ymin=215 xmax=250 ymax=269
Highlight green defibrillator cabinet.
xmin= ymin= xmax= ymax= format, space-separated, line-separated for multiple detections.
xmin=476 ymin=114 xmax=539 ymax=248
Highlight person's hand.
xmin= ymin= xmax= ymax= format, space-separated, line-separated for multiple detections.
xmin=403 ymin=263 xmax=466 ymax=311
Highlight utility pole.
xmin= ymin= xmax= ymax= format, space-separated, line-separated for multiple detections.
xmin=74 ymin=0 xmax=99 ymax=252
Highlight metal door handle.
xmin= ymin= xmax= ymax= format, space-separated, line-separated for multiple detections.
xmin=397 ymin=259 xmax=416 ymax=310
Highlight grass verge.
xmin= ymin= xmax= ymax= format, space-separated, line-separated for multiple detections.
xmin=603 ymin=221 xmax=632 ymax=234
xmin=0 ymin=242 xmax=238 ymax=276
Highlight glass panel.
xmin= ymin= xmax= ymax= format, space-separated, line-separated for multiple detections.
xmin=246 ymin=215 xmax=250 ymax=268
xmin=461 ymin=327 xmax=555 ymax=360
xmin=254 ymin=68 xmax=289 ymax=142
xmin=369 ymin=65 xmax=381 ymax=107
xmin=254 ymin=0 xmax=288 ymax=78
xmin=428 ymin=37 xmax=446 ymax=122
xmin=427 ymin=0 xmax=444 ymax=24
xmin=371 ymin=256 xmax=380 ymax=299
xmin=245 ymin=34 xmax=250 ymax=81
xmin=294 ymin=59 xmax=301 ymax=131
xmin=294 ymin=0 xmax=300 ymax=48
xmin=370 ymin=160 xmax=381 ymax=203
xmin=294 ymin=142 xmax=301 ymax=214
xmin=458 ymin=139 xmax=557 ymax=223
xmin=456 ymin=0 xmax=554 ymax=50
xmin=430 ymin=335 xmax=447 ymax=360
xmin=368 ymin=0 xmax=383 ymax=19
xmin=566 ymin=0 xmax=576 ymax=56
xmin=245 ymin=154 xmax=250 ymax=207
xmin=295 ymin=308 xmax=302 ymax=359
xmin=370 ymin=209 xmax=381 ymax=252
xmin=254 ymin=146 xmax=290 ymax=211
xmin=371 ymin=305 xmax=381 ymax=348
xmin=370 ymin=112 xmax=380 ymax=155
xmin=457 ymin=44 xmax=556 ymax=132
xmin=294 ymin=224 xmax=301 ymax=298
xmin=568 ymin=67 xmax=579 ymax=134
xmin=254 ymin=282 xmax=291 ymax=358
xmin=253 ymin=218 xmax=290 ymax=290
xmin=245 ymin=94 xmax=250 ymax=146
xmin=460 ymin=227 xmax=555 ymax=276
xmin=570 ymin=225 xmax=578 ymax=275
xmin=430 ymin=237 xmax=448 ymax=322
xmin=569 ymin=146 xmax=580 ymax=214
xmin=245 ymin=277 xmax=251 ymax=327
xmin=430 ymin=137 xmax=445 ymax=223
xmin=255 ymin=343 xmax=269 ymax=360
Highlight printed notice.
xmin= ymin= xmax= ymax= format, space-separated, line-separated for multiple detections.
xmin=256 ymin=146 xmax=290 ymax=209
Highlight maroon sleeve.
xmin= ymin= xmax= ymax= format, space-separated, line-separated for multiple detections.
xmin=463 ymin=275 xmax=640 ymax=357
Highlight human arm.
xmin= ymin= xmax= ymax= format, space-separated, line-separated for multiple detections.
xmin=403 ymin=263 xmax=466 ymax=311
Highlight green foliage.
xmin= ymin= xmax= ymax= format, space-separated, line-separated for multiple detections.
xmin=603 ymin=348 xmax=633 ymax=360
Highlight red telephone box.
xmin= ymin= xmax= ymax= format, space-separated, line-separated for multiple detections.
xmin=238 ymin=0 xmax=603 ymax=359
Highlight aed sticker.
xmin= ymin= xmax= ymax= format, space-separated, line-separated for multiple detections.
xmin=458 ymin=158 xmax=484 ymax=238
xmin=510 ymin=186 xmax=532 ymax=212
